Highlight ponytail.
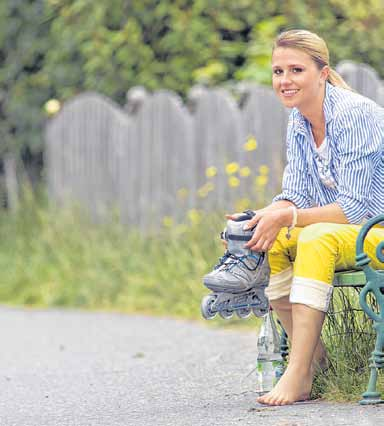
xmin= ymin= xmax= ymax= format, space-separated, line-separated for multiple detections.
xmin=327 ymin=68 xmax=353 ymax=91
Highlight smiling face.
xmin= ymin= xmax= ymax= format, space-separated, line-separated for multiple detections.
xmin=271 ymin=47 xmax=329 ymax=114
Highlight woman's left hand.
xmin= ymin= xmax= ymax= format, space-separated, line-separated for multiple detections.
xmin=242 ymin=209 xmax=291 ymax=252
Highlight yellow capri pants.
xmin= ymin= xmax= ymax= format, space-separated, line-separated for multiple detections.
xmin=266 ymin=223 xmax=384 ymax=312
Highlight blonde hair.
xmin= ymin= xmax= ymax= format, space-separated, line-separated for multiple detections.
xmin=273 ymin=30 xmax=352 ymax=90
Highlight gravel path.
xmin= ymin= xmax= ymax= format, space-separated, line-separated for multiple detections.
xmin=0 ymin=306 xmax=383 ymax=426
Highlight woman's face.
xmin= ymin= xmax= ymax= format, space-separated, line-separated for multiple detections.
xmin=271 ymin=47 xmax=329 ymax=111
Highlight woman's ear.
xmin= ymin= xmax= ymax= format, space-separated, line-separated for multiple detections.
xmin=320 ymin=65 xmax=330 ymax=83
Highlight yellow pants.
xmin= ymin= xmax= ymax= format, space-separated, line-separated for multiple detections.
xmin=265 ymin=223 xmax=384 ymax=312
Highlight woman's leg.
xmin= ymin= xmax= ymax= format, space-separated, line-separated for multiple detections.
xmin=270 ymin=296 xmax=327 ymax=370
xmin=258 ymin=303 xmax=325 ymax=405
xmin=259 ymin=223 xmax=384 ymax=405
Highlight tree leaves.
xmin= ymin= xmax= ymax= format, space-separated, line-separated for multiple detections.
xmin=1 ymin=0 xmax=383 ymax=159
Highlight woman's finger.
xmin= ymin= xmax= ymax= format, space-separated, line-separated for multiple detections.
xmin=243 ymin=214 xmax=261 ymax=230
xmin=261 ymin=240 xmax=270 ymax=252
xmin=225 ymin=213 xmax=242 ymax=220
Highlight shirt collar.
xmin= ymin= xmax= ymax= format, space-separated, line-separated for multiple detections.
xmin=292 ymin=81 xmax=334 ymax=136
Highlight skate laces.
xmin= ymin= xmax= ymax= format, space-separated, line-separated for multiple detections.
xmin=216 ymin=251 xmax=262 ymax=272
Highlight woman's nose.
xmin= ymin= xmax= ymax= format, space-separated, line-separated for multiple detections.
xmin=280 ymin=71 xmax=292 ymax=85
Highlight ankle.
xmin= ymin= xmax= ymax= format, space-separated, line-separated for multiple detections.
xmin=286 ymin=362 xmax=312 ymax=377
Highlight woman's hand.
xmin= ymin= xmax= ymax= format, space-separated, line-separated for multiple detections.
xmin=227 ymin=209 xmax=292 ymax=252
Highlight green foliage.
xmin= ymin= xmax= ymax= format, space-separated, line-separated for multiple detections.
xmin=0 ymin=1 xmax=51 ymax=155
xmin=0 ymin=188 xmax=224 ymax=317
xmin=2 ymin=0 xmax=384 ymax=172
xmin=312 ymin=287 xmax=383 ymax=401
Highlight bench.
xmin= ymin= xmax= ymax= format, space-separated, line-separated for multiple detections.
xmin=279 ymin=214 xmax=384 ymax=405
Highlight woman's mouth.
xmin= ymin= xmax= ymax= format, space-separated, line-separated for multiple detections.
xmin=281 ymin=89 xmax=299 ymax=97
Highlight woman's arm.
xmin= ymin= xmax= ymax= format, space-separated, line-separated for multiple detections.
xmin=243 ymin=202 xmax=348 ymax=252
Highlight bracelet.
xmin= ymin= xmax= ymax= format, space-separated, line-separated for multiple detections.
xmin=285 ymin=206 xmax=298 ymax=240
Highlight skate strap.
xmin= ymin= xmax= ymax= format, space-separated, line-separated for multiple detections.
xmin=227 ymin=234 xmax=252 ymax=241
xmin=232 ymin=209 xmax=256 ymax=222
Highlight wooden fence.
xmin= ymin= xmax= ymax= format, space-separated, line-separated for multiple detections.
xmin=45 ymin=61 xmax=384 ymax=229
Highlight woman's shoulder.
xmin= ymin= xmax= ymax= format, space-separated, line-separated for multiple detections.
xmin=327 ymin=84 xmax=383 ymax=121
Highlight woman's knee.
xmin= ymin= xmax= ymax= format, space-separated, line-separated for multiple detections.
xmin=270 ymin=295 xmax=291 ymax=311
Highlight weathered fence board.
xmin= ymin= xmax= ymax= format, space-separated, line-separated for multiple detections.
xmin=135 ymin=91 xmax=194 ymax=229
xmin=241 ymin=84 xmax=289 ymax=199
xmin=192 ymin=88 xmax=246 ymax=211
xmin=336 ymin=61 xmax=384 ymax=105
xmin=45 ymin=93 xmax=126 ymax=220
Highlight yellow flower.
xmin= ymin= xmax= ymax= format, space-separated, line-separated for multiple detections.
xmin=228 ymin=176 xmax=240 ymax=188
xmin=177 ymin=187 xmax=189 ymax=200
xmin=255 ymin=175 xmax=268 ymax=187
xmin=205 ymin=166 xmax=217 ymax=178
xmin=225 ymin=162 xmax=240 ymax=175
xmin=205 ymin=182 xmax=215 ymax=192
xmin=244 ymin=136 xmax=258 ymax=151
xmin=188 ymin=209 xmax=202 ymax=225
xmin=239 ymin=166 xmax=251 ymax=177
xmin=44 ymin=99 xmax=61 ymax=116
xmin=235 ymin=198 xmax=251 ymax=212
xmin=259 ymin=165 xmax=270 ymax=175
xmin=162 ymin=216 xmax=174 ymax=228
xmin=197 ymin=187 xmax=208 ymax=198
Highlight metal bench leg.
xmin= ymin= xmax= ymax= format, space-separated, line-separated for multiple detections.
xmin=360 ymin=322 xmax=384 ymax=405
xmin=280 ymin=327 xmax=289 ymax=362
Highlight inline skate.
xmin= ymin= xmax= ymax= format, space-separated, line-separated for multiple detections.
xmin=201 ymin=210 xmax=270 ymax=320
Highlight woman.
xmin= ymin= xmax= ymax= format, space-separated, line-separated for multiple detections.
xmin=234 ymin=29 xmax=384 ymax=406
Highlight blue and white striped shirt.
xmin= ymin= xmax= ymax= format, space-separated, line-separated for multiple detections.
xmin=273 ymin=82 xmax=384 ymax=224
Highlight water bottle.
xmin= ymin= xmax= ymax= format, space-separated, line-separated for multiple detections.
xmin=256 ymin=310 xmax=284 ymax=393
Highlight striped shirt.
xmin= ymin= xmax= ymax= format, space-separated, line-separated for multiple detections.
xmin=273 ymin=82 xmax=384 ymax=224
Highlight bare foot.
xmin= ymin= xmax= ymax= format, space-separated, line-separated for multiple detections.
xmin=312 ymin=356 xmax=329 ymax=375
xmin=256 ymin=366 xmax=313 ymax=406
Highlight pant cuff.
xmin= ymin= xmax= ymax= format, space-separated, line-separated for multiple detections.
xmin=289 ymin=276 xmax=333 ymax=312
xmin=265 ymin=267 xmax=293 ymax=300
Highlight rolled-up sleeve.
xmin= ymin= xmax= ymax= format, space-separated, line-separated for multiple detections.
xmin=335 ymin=107 xmax=382 ymax=224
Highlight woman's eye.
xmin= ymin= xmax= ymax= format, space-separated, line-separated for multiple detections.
xmin=293 ymin=67 xmax=303 ymax=73
xmin=273 ymin=69 xmax=282 ymax=75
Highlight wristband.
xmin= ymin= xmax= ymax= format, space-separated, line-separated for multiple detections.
xmin=285 ymin=206 xmax=298 ymax=240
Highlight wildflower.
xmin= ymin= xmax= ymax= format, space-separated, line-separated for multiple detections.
xmin=197 ymin=187 xmax=208 ymax=198
xmin=225 ymin=162 xmax=240 ymax=175
xmin=44 ymin=99 xmax=61 ymax=116
xmin=188 ymin=209 xmax=202 ymax=225
xmin=255 ymin=175 xmax=268 ymax=187
xmin=240 ymin=167 xmax=251 ymax=177
xmin=259 ymin=165 xmax=270 ymax=175
xmin=206 ymin=166 xmax=217 ymax=178
xmin=235 ymin=198 xmax=251 ymax=212
xmin=162 ymin=216 xmax=174 ymax=228
xmin=244 ymin=136 xmax=257 ymax=151
xmin=228 ymin=176 xmax=240 ymax=188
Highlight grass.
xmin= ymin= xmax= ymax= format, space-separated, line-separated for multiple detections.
xmin=0 ymin=188 xmax=382 ymax=402
xmin=0 ymin=192 xmax=218 ymax=317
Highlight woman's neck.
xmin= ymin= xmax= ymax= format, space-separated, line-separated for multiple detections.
xmin=299 ymin=88 xmax=326 ymax=134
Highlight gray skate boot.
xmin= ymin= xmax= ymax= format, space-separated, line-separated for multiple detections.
xmin=201 ymin=210 xmax=270 ymax=320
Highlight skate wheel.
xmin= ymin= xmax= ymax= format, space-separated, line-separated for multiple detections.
xmin=219 ymin=309 xmax=233 ymax=320
xmin=201 ymin=295 xmax=217 ymax=320
xmin=252 ymin=306 xmax=268 ymax=317
xmin=237 ymin=308 xmax=251 ymax=319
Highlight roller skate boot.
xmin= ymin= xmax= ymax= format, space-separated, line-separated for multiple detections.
xmin=201 ymin=210 xmax=270 ymax=320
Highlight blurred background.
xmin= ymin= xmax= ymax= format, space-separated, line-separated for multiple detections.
xmin=0 ymin=0 xmax=383 ymax=316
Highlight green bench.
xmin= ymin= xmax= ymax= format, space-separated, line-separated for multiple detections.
xmin=279 ymin=214 xmax=384 ymax=405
